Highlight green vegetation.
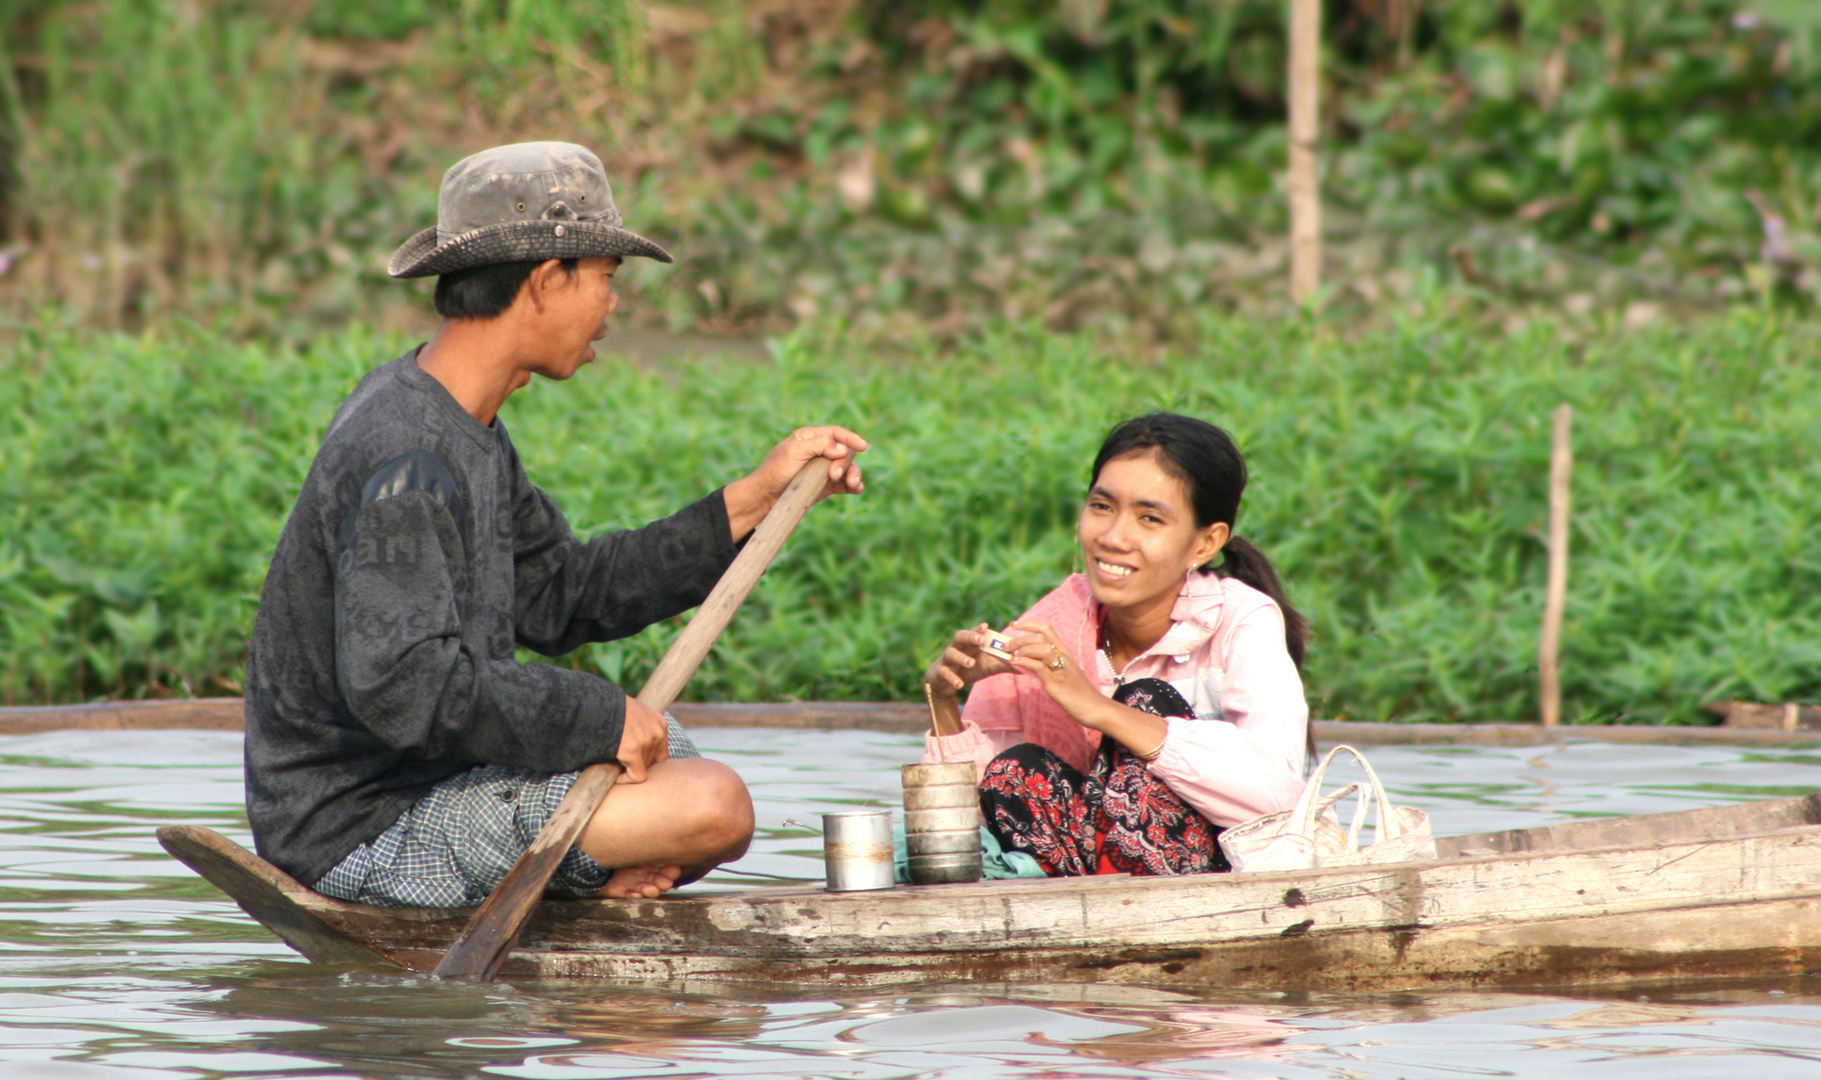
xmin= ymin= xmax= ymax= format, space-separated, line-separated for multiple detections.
xmin=2 ymin=1 xmax=1820 ymax=337
xmin=0 ymin=0 xmax=648 ymax=331
xmin=4 ymin=3 xmax=1818 ymax=728
xmin=5 ymin=309 xmax=1817 ymax=723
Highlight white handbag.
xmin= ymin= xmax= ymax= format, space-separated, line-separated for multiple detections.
xmin=1219 ymin=744 xmax=1437 ymax=872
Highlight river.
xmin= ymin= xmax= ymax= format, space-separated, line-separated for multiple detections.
xmin=4 ymin=727 xmax=1821 ymax=1079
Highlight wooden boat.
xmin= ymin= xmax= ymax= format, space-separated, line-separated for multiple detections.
xmin=160 ymin=791 xmax=1821 ymax=991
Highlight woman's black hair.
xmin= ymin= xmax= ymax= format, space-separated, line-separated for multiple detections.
xmin=1090 ymin=413 xmax=1309 ymax=671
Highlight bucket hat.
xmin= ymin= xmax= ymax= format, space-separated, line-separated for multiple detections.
xmin=387 ymin=141 xmax=673 ymax=279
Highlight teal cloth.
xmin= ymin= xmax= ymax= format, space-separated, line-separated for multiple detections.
xmin=892 ymin=821 xmax=1046 ymax=883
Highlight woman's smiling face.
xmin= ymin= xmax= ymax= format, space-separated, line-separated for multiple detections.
xmin=1078 ymin=449 xmax=1229 ymax=613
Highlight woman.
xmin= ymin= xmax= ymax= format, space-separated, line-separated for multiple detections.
xmin=923 ymin=413 xmax=1309 ymax=877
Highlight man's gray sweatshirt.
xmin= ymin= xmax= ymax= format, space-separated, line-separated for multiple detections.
xmin=244 ymin=352 xmax=739 ymax=886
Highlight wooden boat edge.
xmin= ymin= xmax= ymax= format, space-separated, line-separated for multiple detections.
xmin=487 ymin=892 xmax=1821 ymax=992
xmin=159 ymin=790 xmax=1821 ymax=987
xmin=157 ymin=824 xmax=443 ymax=966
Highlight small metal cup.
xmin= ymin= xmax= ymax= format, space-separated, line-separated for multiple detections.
xmin=822 ymin=810 xmax=894 ymax=892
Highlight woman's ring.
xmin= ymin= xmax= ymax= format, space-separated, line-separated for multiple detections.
xmin=1047 ymin=648 xmax=1066 ymax=671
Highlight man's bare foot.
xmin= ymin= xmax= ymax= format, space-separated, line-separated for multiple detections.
xmin=577 ymin=758 xmax=754 ymax=898
xmin=600 ymin=863 xmax=683 ymax=899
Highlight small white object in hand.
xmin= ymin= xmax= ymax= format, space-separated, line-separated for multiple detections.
xmin=980 ymin=632 xmax=1016 ymax=661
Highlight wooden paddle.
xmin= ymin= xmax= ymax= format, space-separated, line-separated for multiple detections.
xmin=431 ymin=459 xmax=831 ymax=981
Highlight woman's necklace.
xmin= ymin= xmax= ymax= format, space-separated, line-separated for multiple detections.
xmin=1098 ymin=619 xmax=1128 ymax=687
xmin=1101 ymin=609 xmax=1172 ymax=686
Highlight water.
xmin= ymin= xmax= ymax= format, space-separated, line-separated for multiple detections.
xmin=6 ymin=727 xmax=1821 ymax=1079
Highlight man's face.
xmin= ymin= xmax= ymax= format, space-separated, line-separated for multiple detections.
xmin=530 ymin=256 xmax=621 ymax=380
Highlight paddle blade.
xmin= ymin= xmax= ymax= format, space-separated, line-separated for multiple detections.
xmin=430 ymin=762 xmax=618 ymax=981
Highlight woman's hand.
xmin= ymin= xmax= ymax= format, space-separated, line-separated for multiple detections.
xmin=1001 ymin=619 xmax=1169 ymax=759
xmin=924 ymin=624 xmax=1016 ymax=737
xmin=723 ymin=426 xmax=868 ymax=542
xmin=924 ymin=623 xmax=1017 ymax=699
xmin=999 ymin=619 xmax=1106 ymax=723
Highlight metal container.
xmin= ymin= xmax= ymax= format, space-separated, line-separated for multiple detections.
xmin=906 ymin=850 xmax=984 ymax=882
xmin=904 ymin=805 xmax=979 ymax=834
xmin=902 ymin=762 xmax=976 ymax=802
xmin=903 ymin=780 xmax=979 ymax=812
xmin=822 ymin=810 xmax=894 ymax=892
xmin=901 ymin=762 xmax=983 ymax=885
xmin=905 ymin=828 xmax=983 ymax=856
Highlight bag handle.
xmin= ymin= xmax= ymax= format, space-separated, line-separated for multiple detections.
xmin=1286 ymin=746 xmax=1353 ymax=839
xmin=1310 ymin=781 xmax=1364 ymax=815
xmin=1316 ymin=781 xmax=1369 ymax=852
xmin=1288 ymin=744 xmax=1407 ymax=847
xmin=1340 ymin=745 xmax=1407 ymax=843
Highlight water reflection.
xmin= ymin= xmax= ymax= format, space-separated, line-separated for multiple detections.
xmin=160 ymin=973 xmax=1821 ymax=1079
xmin=4 ymin=728 xmax=1821 ymax=1078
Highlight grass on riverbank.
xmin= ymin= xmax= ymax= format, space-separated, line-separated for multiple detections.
xmin=3 ymin=306 xmax=1818 ymax=723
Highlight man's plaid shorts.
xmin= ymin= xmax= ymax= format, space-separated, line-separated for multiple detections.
xmin=315 ymin=715 xmax=699 ymax=908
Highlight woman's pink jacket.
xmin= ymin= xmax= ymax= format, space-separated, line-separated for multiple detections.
xmin=923 ymin=572 xmax=1309 ymax=828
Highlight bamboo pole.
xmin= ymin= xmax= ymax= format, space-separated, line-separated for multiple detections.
xmin=1539 ymin=404 xmax=1573 ymax=727
xmin=1288 ymin=0 xmax=1322 ymax=305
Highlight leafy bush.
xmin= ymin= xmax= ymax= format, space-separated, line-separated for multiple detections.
xmin=5 ymin=306 xmax=1819 ymax=724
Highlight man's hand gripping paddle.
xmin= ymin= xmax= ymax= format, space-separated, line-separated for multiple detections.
xmin=431 ymin=460 xmax=829 ymax=981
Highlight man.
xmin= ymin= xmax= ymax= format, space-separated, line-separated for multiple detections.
xmin=244 ymin=142 xmax=865 ymax=906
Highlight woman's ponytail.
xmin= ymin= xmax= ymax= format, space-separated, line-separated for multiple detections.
xmin=1222 ymin=535 xmax=1315 ymax=763
xmin=1215 ymin=535 xmax=1308 ymax=671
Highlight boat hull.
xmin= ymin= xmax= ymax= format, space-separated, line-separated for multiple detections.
xmin=160 ymin=793 xmax=1821 ymax=991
